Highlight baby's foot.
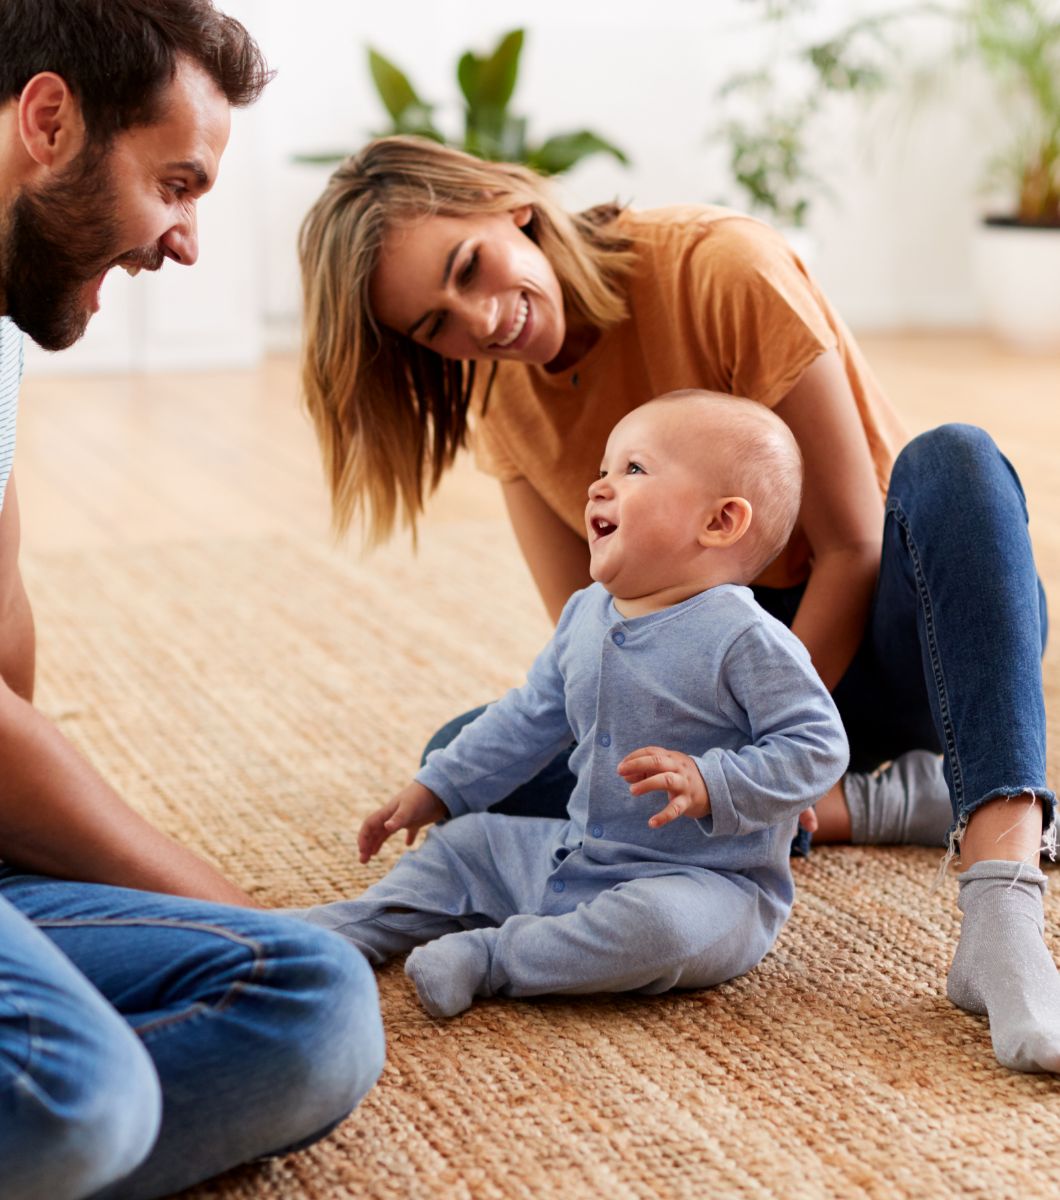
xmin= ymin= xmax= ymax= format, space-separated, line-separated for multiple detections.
xmin=845 ymin=751 xmax=952 ymax=846
xmin=406 ymin=932 xmax=490 ymax=1018
xmin=947 ymin=859 xmax=1060 ymax=1072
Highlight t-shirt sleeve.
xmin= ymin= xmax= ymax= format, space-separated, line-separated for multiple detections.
xmin=692 ymin=218 xmax=838 ymax=410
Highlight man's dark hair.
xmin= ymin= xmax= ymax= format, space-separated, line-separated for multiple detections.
xmin=0 ymin=0 xmax=272 ymax=143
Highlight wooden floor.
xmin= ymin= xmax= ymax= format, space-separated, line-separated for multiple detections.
xmin=14 ymin=332 xmax=1060 ymax=578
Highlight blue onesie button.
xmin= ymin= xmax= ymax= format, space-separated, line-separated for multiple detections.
xmin=599 ymin=733 xmax=611 ymax=747
xmin=590 ymin=824 xmax=603 ymax=838
xmin=612 ymin=631 xmax=625 ymax=646
xmin=551 ymin=879 xmax=566 ymax=893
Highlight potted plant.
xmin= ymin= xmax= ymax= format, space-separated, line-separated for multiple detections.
xmin=711 ymin=8 xmax=901 ymax=265
xmin=967 ymin=0 xmax=1060 ymax=350
xmin=297 ymin=29 xmax=628 ymax=176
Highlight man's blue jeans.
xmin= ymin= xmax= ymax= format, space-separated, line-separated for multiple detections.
xmin=0 ymin=871 xmax=385 ymax=1200
xmin=426 ymin=426 xmax=1055 ymax=848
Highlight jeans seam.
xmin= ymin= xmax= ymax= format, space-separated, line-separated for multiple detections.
xmin=887 ymin=498 xmax=965 ymax=812
xmin=33 ymin=917 xmax=268 ymax=1038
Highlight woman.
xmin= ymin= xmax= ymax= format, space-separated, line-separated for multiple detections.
xmin=299 ymin=135 xmax=1056 ymax=1073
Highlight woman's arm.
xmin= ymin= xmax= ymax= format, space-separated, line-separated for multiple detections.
xmin=773 ymin=348 xmax=884 ymax=691
xmin=502 ymin=477 xmax=592 ymax=625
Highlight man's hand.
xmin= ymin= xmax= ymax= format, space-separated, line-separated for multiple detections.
xmin=358 ymin=781 xmax=447 ymax=864
xmin=617 ymin=746 xmax=710 ymax=829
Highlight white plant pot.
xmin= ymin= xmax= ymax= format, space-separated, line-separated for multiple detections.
xmin=972 ymin=219 xmax=1060 ymax=354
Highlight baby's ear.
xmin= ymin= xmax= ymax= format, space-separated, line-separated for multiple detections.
xmin=698 ymin=497 xmax=753 ymax=549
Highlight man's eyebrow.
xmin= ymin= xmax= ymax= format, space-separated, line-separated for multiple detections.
xmin=406 ymin=240 xmax=464 ymax=338
xmin=164 ymin=160 xmax=210 ymax=188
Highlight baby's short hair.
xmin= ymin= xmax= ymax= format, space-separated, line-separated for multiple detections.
xmin=651 ymin=389 xmax=803 ymax=580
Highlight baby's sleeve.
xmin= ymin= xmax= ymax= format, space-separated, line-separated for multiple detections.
xmin=415 ymin=597 xmax=580 ymax=816
xmin=692 ymin=620 xmax=849 ymax=836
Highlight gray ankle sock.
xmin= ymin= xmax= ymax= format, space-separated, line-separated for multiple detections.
xmin=947 ymin=859 xmax=1060 ymax=1072
xmin=844 ymin=751 xmax=952 ymax=846
xmin=406 ymin=931 xmax=490 ymax=1018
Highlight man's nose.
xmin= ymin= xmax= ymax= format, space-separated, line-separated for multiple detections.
xmin=160 ymin=207 xmax=199 ymax=267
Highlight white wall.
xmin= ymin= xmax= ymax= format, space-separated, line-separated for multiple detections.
xmin=27 ymin=0 xmax=1008 ymax=374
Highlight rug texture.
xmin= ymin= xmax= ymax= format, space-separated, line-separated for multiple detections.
xmin=22 ymin=526 xmax=1060 ymax=1200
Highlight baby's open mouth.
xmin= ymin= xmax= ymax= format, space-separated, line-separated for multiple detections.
xmin=591 ymin=518 xmax=617 ymax=538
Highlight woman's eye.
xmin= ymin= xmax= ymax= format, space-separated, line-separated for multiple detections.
xmin=458 ymin=251 xmax=479 ymax=286
xmin=427 ymin=313 xmax=447 ymax=340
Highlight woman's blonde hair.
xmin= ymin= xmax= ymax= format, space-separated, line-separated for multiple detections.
xmin=298 ymin=135 xmax=635 ymax=545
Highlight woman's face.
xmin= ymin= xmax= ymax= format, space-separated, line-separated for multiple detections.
xmin=369 ymin=207 xmax=567 ymax=365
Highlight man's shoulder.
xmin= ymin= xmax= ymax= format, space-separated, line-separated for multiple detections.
xmin=0 ymin=318 xmax=23 ymax=516
xmin=0 ymin=318 xmax=24 ymax=390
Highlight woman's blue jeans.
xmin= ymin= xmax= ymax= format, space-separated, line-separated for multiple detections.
xmin=0 ymin=871 xmax=385 ymax=1200
xmin=425 ymin=425 xmax=1054 ymax=850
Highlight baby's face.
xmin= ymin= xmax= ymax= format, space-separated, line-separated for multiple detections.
xmin=585 ymin=404 xmax=721 ymax=606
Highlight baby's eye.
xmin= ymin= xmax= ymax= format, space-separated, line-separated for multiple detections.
xmin=597 ymin=468 xmax=607 ymax=479
xmin=626 ymin=461 xmax=644 ymax=474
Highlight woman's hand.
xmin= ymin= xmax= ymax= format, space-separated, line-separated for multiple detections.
xmin=358 ymin=781 xmax=447 ymax=863
xmin=618 ymin=746 xmax=711 ymax=828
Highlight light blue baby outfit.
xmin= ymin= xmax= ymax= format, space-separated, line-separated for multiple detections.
xmin=302 ymin=582 xmax=848 ymax=1012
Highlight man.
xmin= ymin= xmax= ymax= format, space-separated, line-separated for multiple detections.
xmin=0 ymin=5 xmax=384 ymax=1198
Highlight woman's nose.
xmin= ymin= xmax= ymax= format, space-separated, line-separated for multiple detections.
xmin=460 ymin=292 xmax=499 ymax=342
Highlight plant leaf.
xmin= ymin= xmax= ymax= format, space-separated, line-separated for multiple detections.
xmin=457 ymin=51 xmax=481 ymax=107
xmin=368 ymin=47 xmax=425 ymax=122
xmin=478 ymin=29 xmax=524 ymax=109
xmin=527 ymin=130 xmax=630 ymax=175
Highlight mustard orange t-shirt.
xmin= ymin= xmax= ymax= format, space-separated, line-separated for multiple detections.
xmin=471 ymin=205 xmax=907 ymax=589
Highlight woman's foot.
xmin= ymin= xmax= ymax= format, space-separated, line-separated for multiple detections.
xmin=820 ymin=751 xmax=952 ymax=846
xmin=947 ymin=858 xmax=1060 ymax=1072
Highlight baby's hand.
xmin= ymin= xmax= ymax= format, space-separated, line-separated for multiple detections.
xmin=617 ymin=746 xmax=710 ymax=828
xmin=358 ymin=781 xmax=447 ymax=863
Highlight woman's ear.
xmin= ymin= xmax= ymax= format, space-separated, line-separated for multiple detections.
xmin=511 ymin=203 xmax=534 ymax=229
xmin=698 ymin=497 xmax=753 ymax=549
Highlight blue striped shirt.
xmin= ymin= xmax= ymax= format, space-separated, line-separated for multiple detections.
xmin=0 ymin=317 xmax=22 ymax=515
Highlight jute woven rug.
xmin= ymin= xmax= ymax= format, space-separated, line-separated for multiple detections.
xmin=22 ymin=525 xmax=1060 ymax=1200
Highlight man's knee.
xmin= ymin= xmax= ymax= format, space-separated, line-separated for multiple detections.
xmin=3 ymin=1014 xmax=160 ymax=1200
xmin=261 ymin=924 xmax=385 ymax=1139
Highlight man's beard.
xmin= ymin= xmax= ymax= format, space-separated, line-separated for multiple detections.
xmin=1 ymin=145 xmax=160 ymax=352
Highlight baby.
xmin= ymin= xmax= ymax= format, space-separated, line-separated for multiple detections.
xmin=298 ymin=390 xmax=849 ymax=1017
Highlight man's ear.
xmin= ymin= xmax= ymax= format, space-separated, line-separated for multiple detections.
xmin=698 ymin=497 xmax=753 ymax=549
xmin=17 ymin=73 xmax=85 ymax=169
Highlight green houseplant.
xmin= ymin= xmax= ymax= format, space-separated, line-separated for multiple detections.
xmin=965 ymin=0 xmax=1060 ymax=349
xmin=298 ymin=29 xmax=628 ymax=176
xmin=970 ymin=0 xmax=1060 ymax=225
xmin=715 ymin=0 xmax=1060 ymax=347
xmin=712 ymin=7 xmax=902 ymax=232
